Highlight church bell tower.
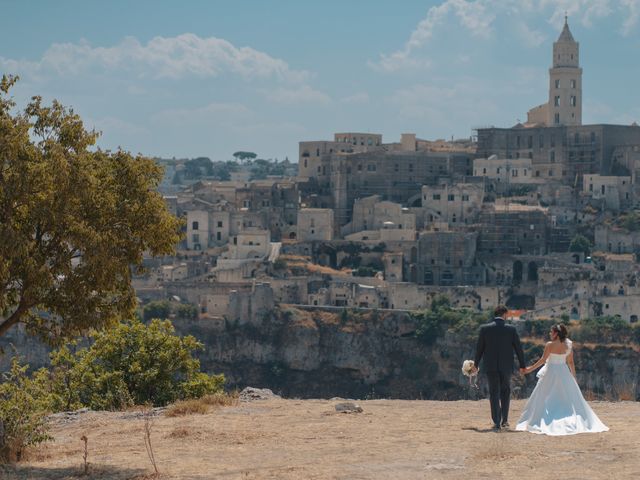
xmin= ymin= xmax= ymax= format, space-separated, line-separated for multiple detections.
xmin=548 ymin=16 xmax=582 ymax=126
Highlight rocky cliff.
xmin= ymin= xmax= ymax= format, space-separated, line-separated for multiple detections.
xmin=173 ymin=308 xmax=640 ymax=401
xmin=2 ymin=308 xmax=638 ymax=401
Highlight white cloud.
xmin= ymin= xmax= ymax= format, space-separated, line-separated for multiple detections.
xmin=372 ymin=0 xmax=640 ymax=73
xmin=0 ymin=34 xmax=309 ymax=83
xmin=370 ymin=0 xmax=496 ymax=73
xmin=341 ymin=92 xmax=370 ymax=104
xmin=621 ymin=0 xmax=640 ymax=35
xmin=264 ymin=85 xmax=331 ymax=105
xmin=515 ymin=21 xmax=547 ymax=47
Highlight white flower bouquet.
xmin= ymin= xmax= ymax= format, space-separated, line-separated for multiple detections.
xmin=461 ymin=360 xmax=479 ymax=388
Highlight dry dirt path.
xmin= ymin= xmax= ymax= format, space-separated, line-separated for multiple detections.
xmin=2 ymin=399 xmax=639 ymax=479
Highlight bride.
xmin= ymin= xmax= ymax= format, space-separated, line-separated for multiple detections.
xmin=516 ymin=324 xmax=609 ymax=435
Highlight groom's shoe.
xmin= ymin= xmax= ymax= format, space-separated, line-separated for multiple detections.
xmin=492 ymin=424 xmax=501 ymax=432
xmin=501 ymin=422 xmax=510 ymax=429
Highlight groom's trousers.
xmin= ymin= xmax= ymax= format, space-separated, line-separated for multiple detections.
xmin=486 ymin=371 xmax=511 ymax=426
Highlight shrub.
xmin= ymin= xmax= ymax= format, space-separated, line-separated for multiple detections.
xmin=46 ymin=318 xmax=225 ymax=410
xmin=0 ymin=359 xmax=52 ymax=462
xmin=143 ymin=300 xmax=171 ymax=321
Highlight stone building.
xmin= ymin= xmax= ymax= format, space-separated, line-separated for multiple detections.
xmin=297 ymin=208 xmax=334 ymax=241
xmin=476 ymin=18 xmax=640 ymax=184
xmin=477 ymin=204 xmax=549 ymax=255
xmin=582 ymin=174 xmax=632 ymax=211
xmin=420 ymin=183 xmax=484 ymax=226
xmin=415 ymin=231 xmax=484 ymax=286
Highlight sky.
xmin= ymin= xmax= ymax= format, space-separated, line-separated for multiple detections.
xmin=2 ymin=0 xmax=640 ymax=162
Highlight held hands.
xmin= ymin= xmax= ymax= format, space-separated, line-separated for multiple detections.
xmin=519 ymin=367 xmax=528 ymax=375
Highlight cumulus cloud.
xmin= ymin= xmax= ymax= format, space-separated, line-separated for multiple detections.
xmin=371 ymin=0 xmax=640 ymax=73
xmin=370 ymin=0 xmax=496 ymax=72
xmin=0 ymin=34 xmax=309 ymax=83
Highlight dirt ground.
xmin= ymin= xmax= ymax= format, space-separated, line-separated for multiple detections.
xmin=2 ymin=399 xmax=639 ymax=480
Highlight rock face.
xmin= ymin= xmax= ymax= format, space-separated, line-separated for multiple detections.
xmin=173 ymin=309 xmax=640 ymax=401
xmin=2 ymin=309 xmax=638 ymax=401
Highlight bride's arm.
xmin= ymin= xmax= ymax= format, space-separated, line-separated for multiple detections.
xmin=566 ymin=349 xmax=576 ymax=379
xmin=524 ymin=343 xmax=551 ymax=374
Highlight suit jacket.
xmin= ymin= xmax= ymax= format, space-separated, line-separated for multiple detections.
xmin=474 ymin=317 xmax=525 ymax=374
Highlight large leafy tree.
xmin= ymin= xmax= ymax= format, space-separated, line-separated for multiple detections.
xmin=0 ymin=76 xmax=182 ymax=340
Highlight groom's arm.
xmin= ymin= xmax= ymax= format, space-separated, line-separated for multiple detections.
xmin=474 ymin=327 xmax=485 ymax=369
xmin=512 ymin=329 xmax=526 ymax=369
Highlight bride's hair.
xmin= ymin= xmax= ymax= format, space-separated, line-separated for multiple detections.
xmin=552 ymin=324 xmax=568 ymax=342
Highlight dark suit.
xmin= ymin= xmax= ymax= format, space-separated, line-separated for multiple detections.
xmin=474 ymin=317 xmax=525 ymax=427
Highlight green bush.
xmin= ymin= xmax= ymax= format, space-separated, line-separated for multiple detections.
xmin=143 ymin=300 xmax=171 ymax=321
xmin=0 ymin=359 xmax=52 ymax=462
xmin=45 ymin=318 xmax=224 ymax=410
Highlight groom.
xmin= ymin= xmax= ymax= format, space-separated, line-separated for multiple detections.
xmin=473 ymin=305 xmax=526 ymax=431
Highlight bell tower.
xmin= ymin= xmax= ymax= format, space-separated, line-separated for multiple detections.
xmin=548 ymin=16 xmax=582 ymax=126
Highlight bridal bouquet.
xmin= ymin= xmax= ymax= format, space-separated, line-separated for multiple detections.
xmin=461 ymin=360 xmax=479 ymax=388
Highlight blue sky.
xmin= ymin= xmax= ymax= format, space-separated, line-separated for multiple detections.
xmin=2 ymin=0 xmax=640 ymax=162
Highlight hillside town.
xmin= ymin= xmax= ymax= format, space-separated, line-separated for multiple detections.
xmin=134 ymin=19 xmax=640 ymax=327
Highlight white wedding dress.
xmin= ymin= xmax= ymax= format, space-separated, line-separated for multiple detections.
xmin=515 ymin=339 xmax=609 ymax=436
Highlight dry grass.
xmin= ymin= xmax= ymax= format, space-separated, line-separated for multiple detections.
xmin=11 ymin=399 xmax=638 ymax=480
xmin=199 ymin=391 xmax=239 ymax=407
xmin=165 ymin=392 xmax=239 ymax=417
xmin=165 ymin=399 xmax=209 ymax=417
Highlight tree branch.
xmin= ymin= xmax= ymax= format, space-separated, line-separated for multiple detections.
xmin=0 ymin=302 xmax=28 ymax=337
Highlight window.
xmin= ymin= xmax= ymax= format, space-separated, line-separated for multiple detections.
xmin=550 ymin=134 xmax=555 ymax=147
xmin=409 ymin=163 xmax=414 ymax=172
xmin=548 ymin=170 xmax=554 ymax=177
xmin=394 ymin=163 xmax=399 ymax=172
xmin=462 ymin=195 xmax=469 ymax=201
xmin=555 ymin=79 xmax=560 ymax=88
xmin=192 ymin=221 xmax=199 ymax=230
xmin=368 ymin=138 xmax=373 ymax=146
xmin=216 ymin=231 xmax=221 ymax=241
xmin=516 ymin=136 xmax=521 ymax=148
xmin=550 ymin=151 xmax=555 ymax=163
xmin=192 ymin=233 xmax=200 ymax=243
xmin=304 ymin=159 xmax=307 ymax=168
xmin=432 ymin=194 xmax=441 ymax=200
xmin=316 ymin=148 xmax=320 ymax=156
xmin=447 ymin=194 xmax=455 ymax=201
xmin=554 ymin=113 xmax=560 ymax=124
xmin=570 ymin=96 xmax=576 ymax=107
xmin=482 ymin=168 xmax=486 ymax=174
xmin=217 ymin=221 xmax=223 ymax=228
xmin=590 ymin=132 xmax=596 ymax=143
xmin=528 ymin=136 xmax=533 ymax=149
xmin=539 ymin=135 xmax=544 ymax=148
xmin=357 ymin=164 xmax=362 ymax=171
xmin=570 ymin=79 xmax=576 ymax=89
xmin=512 ymin=169 xmax=517 ymax=177
xmin=535 ymin=170 xmax=540 ymax=177
xmin=367 ymin=164 xmax=376 ymax=171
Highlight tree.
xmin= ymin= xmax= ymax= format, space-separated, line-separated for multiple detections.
xmin=0 ymin=76 xmax=183 ymax=340
xmin=232 ymin=151 xmax=257 ymax=163
xmin=569 ymin=234 xmax=592 ymax=255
